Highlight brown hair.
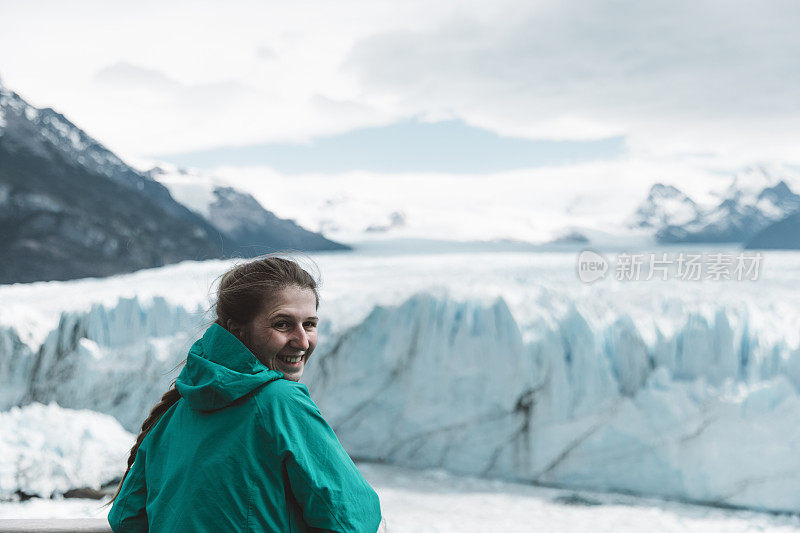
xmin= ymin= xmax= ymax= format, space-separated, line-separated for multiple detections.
xmin=104 ymin=254 xmax=320 ymax=507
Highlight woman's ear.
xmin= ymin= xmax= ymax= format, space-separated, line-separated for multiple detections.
xmin=226 ymin=319 xmax=245 ymax=342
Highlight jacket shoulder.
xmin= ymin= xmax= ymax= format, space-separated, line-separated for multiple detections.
xmin=252 ymin=378 xmax=319 ymax=427
xmin=254 ymin=377 xmax=312 ymax=405
xmin=251 ymin=379 xmax=322 ymax=451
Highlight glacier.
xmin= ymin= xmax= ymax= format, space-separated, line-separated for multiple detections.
xmin=2 ymin=251 xmax=800 ymax=513
xmin=303 ymin=293 xmax=800 ymax=512
xmin=0 ymin=402 xmax=133 ymax=500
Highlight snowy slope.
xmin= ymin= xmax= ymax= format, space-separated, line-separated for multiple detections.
xmin=3 ymin=251 xmax=800 ymax=511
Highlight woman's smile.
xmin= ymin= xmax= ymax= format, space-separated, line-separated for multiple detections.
xmin=277 ymin=354 xmax=305 ymax=367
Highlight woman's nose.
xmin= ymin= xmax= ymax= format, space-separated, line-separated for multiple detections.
xmin=289 ymin=325 xmax=310 ymax=349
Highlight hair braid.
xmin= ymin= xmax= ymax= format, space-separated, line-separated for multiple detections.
xmin=103 ymin=383 xmax=181 ymax=507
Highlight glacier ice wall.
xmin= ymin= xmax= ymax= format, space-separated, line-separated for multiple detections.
xmin=3 ymin=291 xmax=800 ymax=511
xmin=302 ymin=292 xmax=800 ymax=513
xmin=0 ymin=296 xmax=207 ymax=432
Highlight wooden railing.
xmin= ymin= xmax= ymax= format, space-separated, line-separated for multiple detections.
xmin=0 ymin=519 xmax=111 ymax=532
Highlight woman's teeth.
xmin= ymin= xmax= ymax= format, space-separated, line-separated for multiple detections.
xmin=280 ymin=355 xmax=303 ymax=363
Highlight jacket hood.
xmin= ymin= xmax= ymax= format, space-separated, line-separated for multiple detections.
xmin=176 ymin=323 xmax=284 ymax=411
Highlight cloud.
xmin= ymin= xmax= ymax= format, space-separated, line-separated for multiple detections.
xmin=89 ymin=61 xmax=262 ymax=149
xmin=93 ymin=62 xmax=181 ymax=92
xmin=255 ymin=46 xmax=277 ymax=60
xmin=93 ymin=62 xmax=252 ymax=105
xmin=6 ymin=0 xmax=799 ymax=166
xmin=343 ymin=0 xmax=800 ymax=161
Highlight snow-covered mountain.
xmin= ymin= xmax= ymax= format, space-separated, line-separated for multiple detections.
xmin=627 ymin=183 xmax=701 ymax=229
xmin=741 ymin=167 xmax=800 ymax=249
xmin=0 ymin=78 xmax=202 ymax=223
xmin=201 ymin=157 xmax=800 ymax=250
xmin=0 ymin=78 xmax=226 ymax=283
xmin=4 ymin=252 xmax=800 ymax=512
xmin=630 ymin=166 xmax=800 ymax=244
xmin=149 ymin=165 xmax=350 ymax=255
xmin=0 ymin=79 xmax=350 ymax=283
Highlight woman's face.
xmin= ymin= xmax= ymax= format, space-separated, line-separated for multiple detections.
xmin=231 ymin=285 xmax=318 ymax=382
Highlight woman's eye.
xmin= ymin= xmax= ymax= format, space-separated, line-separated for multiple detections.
xmin=304 ymin=322 xmax=317 ymax=329
xmin=274 ymin=321 xmax=289 ymax=329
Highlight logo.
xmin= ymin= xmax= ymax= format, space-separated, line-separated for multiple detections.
xmin=577 ymin=249 xmax=608 ymax=283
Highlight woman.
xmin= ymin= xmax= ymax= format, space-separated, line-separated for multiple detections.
xmin=105 ymin=256 xmax=383 ymax=532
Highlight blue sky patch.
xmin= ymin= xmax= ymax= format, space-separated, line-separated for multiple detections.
xmin=156 ymin=119 xmax=627 ymax=174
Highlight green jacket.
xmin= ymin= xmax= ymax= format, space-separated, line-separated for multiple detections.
xmin=107 ymin=323 xmax=382 ymax=532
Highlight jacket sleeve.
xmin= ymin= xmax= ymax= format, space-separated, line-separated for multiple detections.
xmin=264 ymin=382 xmax=382 ymax=533
xmin=107 ymin=443 xmax=149 ymax=533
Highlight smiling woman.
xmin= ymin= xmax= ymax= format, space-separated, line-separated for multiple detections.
xmin=104 ymin=255 xmax=383 ymax=532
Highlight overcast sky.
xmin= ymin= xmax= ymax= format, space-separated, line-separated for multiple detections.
xmin=1 ymin=0 xmax=799 ymax=172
